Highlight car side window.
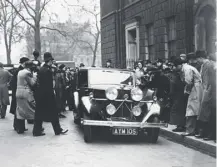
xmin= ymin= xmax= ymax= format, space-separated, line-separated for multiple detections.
xmin=78 ymin=70 xmax=88 ymax=88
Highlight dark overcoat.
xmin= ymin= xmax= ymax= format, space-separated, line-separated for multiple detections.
xmin=10 ymin=65 xmax=24 ymax=115
xmin=208 ymin=61 xmax=216 ymax=119
xmin=146 ymin=70 xmax=171 ymax=122
xmin=0 ymin=68 xmax=12 ymax=106
xmin=198 ymin=60 xmax=212 ymax=122
xmin=54 ymin=70 xmax=66 ymax=112
xmin=35 ymin=64 xmax=58 ymax=122
xmin=169 ymin=71 xmax=186 ymax=126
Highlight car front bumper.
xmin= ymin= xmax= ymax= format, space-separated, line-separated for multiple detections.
xmin=81 ymin=119 xmax=168 ymax=128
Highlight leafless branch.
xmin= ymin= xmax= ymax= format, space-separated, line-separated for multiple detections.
xmin=39 ymin=0 xmax=52 ymax=17
xmin=21 ymin=0 xmax=35 ymax=21
xmin=23 ymin=0 xmax=35 ymax=14
xmin=5 ymin=0 xmax=34 ymax=29
xmin=40 ymin=26 xmax=68 ymax=37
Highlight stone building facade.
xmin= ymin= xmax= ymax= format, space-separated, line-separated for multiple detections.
xmin=100 ymin=0 xmax=216 ymax=69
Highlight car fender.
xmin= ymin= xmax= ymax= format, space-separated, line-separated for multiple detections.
xmin=74 ymin=92 xmax=79 ymax=108
xmin=81 ymin=96 xmax=92 ymax=114
xmin=141 ymin=102 xmax=160 ymax=125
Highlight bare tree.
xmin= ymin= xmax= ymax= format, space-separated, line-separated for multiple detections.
xmin=0 ymin=0 xmax=23 ymax=64
xmin=64 ymin=0 xmax=101 ymax=66
xmin=5 ymin=0 xmax=66 ymax=55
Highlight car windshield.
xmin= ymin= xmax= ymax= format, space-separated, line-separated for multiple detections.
xmin=89 ymin=70 xmax=134 ymax=86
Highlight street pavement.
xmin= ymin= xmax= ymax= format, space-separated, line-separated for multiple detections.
xmin=0 ymin=109 xmax=216 ymax=167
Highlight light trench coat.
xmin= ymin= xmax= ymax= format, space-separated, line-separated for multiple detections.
xmin=16 ymin=69 xmax=37 ymax=120
xmin=181 ymin=64 xmax=202 ymax=117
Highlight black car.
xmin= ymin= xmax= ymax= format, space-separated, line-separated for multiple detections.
xmin=73 ymin=68 xmax=168 ymax=143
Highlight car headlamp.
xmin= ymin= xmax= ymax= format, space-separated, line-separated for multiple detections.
xmin=131 ymin=87 xmax=143 ymax=101
xmin=132 ymin=106 xmax=142 ymax=117
xmin=105 ymin=87 xmax=118 ymax=100
xmin=106 ymin=104 xmax=116 ymax=115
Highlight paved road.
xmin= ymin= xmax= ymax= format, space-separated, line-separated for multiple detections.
xmin=0 ymin=110 xmax=216 ymax=167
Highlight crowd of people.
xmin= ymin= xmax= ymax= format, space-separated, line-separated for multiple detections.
xmin=0 ymin=50 xmax=216 ymax=142
xmin=134 ymin=51 xmax=216 ymax=142
xmin=0 ymin=51 xmax=76 ymax=136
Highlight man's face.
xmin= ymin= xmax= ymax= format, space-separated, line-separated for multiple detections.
xmin=47 ymin=60 xmax=53 ymax=66
xmin=138 ymin=62 xmax=142 ymax=69
xmin=106 ymin=62 xmax=111 ymax=67
xmin=189 ymin=59 xmax=198 ymax=67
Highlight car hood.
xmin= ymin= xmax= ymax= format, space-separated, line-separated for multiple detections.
xmin=89 ymin=84 xmax=133 ymax=90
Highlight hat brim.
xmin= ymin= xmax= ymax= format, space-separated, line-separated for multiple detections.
xmin=44 ymin=57 xmax=54 ymax=61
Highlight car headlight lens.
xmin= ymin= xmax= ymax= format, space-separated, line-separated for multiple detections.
xmin=131 ymin=87 xmax=143 ymax=101
xmin=105 ymin=87 xmax=118 ymax=100
xmin=106 ymin=104 xmax=116 ymax=115
xmin=132 ymin=106 xmax=142 ymax=116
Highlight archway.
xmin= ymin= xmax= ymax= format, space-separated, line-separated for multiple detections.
xmin=195 ymin=3 xmax=216 ymax=54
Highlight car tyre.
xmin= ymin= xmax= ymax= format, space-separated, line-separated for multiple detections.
xmin=147 ymin=117 xmax=160 ymax=143
xmin=84 ymin=125 xmax=92 ymax=143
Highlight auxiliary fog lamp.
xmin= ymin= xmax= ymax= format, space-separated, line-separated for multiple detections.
xmin=132 ymin=106 xmax=142 ymax=117
xmin=106 ymin=104 xmax=116 ymax=115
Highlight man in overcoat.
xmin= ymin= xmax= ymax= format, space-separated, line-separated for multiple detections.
xmin=10 ymin=57 xmax=29 ymax=130
xmin=33 ymin=52 xmax=68 ymax=136
xmin=195 ymin=51 xmax=213 ymax=139
xmin=0 ymin=63 xmax=12 ymax=118
xmin=174 ymin=57 xmax=202 ymax=136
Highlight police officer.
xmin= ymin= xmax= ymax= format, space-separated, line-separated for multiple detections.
xmin=33 ymin=52 xmax=68 ymax=136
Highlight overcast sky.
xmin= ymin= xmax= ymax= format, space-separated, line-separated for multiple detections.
xmin=0 ymin=0 xmax=100 ymax=64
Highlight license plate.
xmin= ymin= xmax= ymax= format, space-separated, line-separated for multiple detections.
xmin=112 ymin=128 xmax=138 ymax=135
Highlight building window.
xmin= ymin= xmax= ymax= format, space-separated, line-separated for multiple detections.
xmin=125 ymin=22 xmax=140 ymax=69
xmin=167 ymin=17 xmax=176 ymax=58
xmin=147 ymin=24 xmax=155 ymax=61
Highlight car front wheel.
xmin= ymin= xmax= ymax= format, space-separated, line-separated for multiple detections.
xmin=147 ymin=117 xmax=160 ymax=143
xmin=84 ymin=125 xmax=92 ymax=143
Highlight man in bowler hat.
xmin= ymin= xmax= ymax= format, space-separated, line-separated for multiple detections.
xmin=33 ymin=52 xmax=68 ymax=136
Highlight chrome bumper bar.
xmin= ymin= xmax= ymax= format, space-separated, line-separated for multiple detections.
xmin=81 ymin=119 xmax=168 ymax=128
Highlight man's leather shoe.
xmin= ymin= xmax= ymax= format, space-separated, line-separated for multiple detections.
xmin=33 ymin=132 xmax=45 ymax=137
xmin=24 ymin=128 xmax=28 ymax=131
xmin=55 ymin=129 xmax=68 ymax=135
xmin=203 ymin=137 xmax=212 ymax=141
xmin=181 ymin=132 xmax=194 ymax=136
xmin=17 ymin=130 xmax=24 ymax=134
xmin=172 ymin=127 xmax=185 ymax=132
xmin=195 ymin=134 xmax=204 ymax=138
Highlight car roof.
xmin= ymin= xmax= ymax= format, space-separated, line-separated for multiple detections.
xmin=79 ymin=67 xmax=134 ymax=72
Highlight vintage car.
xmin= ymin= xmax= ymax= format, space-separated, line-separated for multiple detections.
xmin=73 ymin=67 xmax=168 ymax=143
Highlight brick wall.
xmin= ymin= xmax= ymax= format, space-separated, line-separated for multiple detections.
xmin=123 ymin=0 xmax=189 ymax=60
xmin=101 ymin=13 xmax=117 ymax=67
xmin=101 ymin=0 xmax=196 ymax=68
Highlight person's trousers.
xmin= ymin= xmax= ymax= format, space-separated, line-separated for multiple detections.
xmin=0 ymin=105 xmax=7 ymax=118
xmin=33 ymin=119 xmax=62 ymax=135
xmin=16 ymin=119 xmax=26 ymax=133
xmin=186 ymin=116 xmax=197 ymax=134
